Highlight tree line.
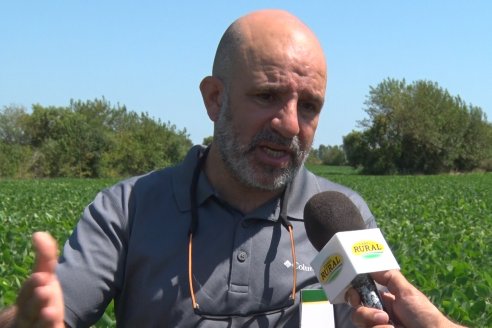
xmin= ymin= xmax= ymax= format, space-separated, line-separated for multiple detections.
xmin=2 ymin=79 xmax=491 ymax=178
xmin=0 ymin=98 xmax=192 ymax=178
xmin=342 ymin=79 xmax=492 ymax=174
xmin=310 ymin=79 xmax=492 ymax=174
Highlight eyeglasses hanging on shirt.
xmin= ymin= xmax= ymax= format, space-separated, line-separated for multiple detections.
xmin=187 ymin=147 xmax=298 ymax=318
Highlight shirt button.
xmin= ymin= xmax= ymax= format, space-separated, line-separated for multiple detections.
xmin=237 ymin=250 xmax=248 ymax=262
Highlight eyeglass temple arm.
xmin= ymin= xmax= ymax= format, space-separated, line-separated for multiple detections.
xmin=188 ymin=233 xmax=199 ymax=309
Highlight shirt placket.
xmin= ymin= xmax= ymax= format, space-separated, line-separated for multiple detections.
xmin=229 ymin=218 xmax=253 ymax=295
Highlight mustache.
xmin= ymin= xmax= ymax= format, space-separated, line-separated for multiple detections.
xmin=247 ymin=129 xmax=302 ymax=154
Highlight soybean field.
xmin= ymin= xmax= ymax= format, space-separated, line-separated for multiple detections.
xmin=1 ymin=169 xmax=491 ymax=326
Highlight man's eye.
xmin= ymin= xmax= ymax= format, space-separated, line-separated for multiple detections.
xmin=299 ymin=101 xmax=318 ymax=114
xmin=257 ymin=93 xmax=274 ymax=102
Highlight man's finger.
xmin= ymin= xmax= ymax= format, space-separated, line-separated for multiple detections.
xmin=32 ymin=232 xmax=59 ymax=274
xmin=16 ymin=273 xmax=52 ymax=324
xmin=345 ymin=287 xmax=362 ymax=307
xmin=351 ymin=306 xmax=392 ymax=328
xmin=17 ymin=272 xmax=51 ymax=308
xmin=32 ymin=281 xmax=65 ymax=328
xmin=16 ymin=273 xmax=64 ymax=328
xmin=371 ymin=270 xmax=410 ymax=298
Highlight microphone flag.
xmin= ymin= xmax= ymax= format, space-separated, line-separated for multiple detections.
xmin=310 ymin=228 xmax=400 ymax=304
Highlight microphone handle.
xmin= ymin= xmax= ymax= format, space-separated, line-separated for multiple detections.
xmin=352 ymin=274 xmax=385 ymax=310
xmin=352 ymin=274 xmax=396 ymax=325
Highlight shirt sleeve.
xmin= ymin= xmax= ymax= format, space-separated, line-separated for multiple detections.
xmin=348 ymin=191 xmax=377 ymax=229
xmin=56 ymin=181 xmax=133 ymax=327
xmin=313 ymin=173 xmax=377 ymax=229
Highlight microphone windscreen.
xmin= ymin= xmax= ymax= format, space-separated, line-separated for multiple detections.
xmin=303 ymin=191 xmax=366 ymax=251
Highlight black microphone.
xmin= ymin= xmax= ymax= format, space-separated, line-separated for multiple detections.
xmin=303 ymin=191 xmax=390 ymax=311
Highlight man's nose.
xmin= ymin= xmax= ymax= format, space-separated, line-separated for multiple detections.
xmin=271 ymin=100 xmax=300 ymax=139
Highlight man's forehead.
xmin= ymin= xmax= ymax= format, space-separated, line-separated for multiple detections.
xmin=238 ymin=30 xmax=325 ymax=80
xmin=238 ymin=49 xmax=326 ymax=92
xmin=250 ymin=67 xmax=325 ymax=93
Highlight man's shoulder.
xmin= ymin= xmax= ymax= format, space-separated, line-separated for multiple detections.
xmin=104 ymin=145 xmax=202 ymax=198
xmin=308 ymin=170 xmax=361 ymax=199
xmin=295 ymin=167 xmax=361 ymax=199
xmin=100 ymin=166 xmax=175 ymax=199
xmin=294 ymin=167 xmax=376 ymax=227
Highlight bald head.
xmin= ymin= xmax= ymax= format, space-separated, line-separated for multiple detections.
xmin=212 ymin=9 xmax=327 ymax=88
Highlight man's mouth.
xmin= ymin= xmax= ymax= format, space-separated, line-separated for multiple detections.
xmin=262 ymin=146 xmax=289 ymax=158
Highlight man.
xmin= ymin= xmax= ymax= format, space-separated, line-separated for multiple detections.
xmin=5 ymin=9 xmax=386 ymax=327
xmin=11 ymin=9 xmax=372 ymax=327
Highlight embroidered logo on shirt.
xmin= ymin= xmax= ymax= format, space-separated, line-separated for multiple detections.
xmin=284 ymin=260 xmax=313 ymax=272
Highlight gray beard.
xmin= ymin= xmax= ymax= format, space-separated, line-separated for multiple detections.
xmin=214 ymin=96 xmax=309 ymax=191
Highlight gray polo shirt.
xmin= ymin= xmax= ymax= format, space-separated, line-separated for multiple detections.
xmin=57 ymin=145 xmax=376 ymax=327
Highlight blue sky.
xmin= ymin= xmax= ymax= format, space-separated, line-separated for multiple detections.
xmin=1 ymin=1 xmax=491 ymax=147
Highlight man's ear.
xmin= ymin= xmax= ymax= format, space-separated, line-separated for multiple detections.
xmin=199 ymin=76 xmax=224 ymax=122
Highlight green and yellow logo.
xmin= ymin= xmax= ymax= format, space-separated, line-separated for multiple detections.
xmin=352 ymin=240 xmax=384 ymax=259
xmin=319 ymin=254 xmax=343 ymax=283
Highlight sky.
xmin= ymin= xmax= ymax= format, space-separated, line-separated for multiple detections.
xmin=1 ymin=1 xmax=491 ymax=148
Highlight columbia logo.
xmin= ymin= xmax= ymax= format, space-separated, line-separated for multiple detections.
xmin=284 ymin=260 xmax=313 ymax=272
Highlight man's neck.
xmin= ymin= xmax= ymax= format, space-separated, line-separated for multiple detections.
xmin=204 ymin=145 xmax=283 ymax=214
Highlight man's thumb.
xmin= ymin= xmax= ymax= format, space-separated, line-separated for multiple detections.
xmin=32 ymin=232 xmax=59 ymax=274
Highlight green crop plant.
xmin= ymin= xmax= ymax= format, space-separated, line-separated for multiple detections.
xmin=1 ymin=171 xmax=491 ymax=326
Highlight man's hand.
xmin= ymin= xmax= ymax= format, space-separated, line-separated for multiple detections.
xmin=15 ymin=232 xmax=65 ymax=328
xmin=347 ymin=269 xmax=466 ymax=328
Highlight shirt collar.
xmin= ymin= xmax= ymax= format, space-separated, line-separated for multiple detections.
xmin=172 ymin=145 xmax=213 ymax=212
xmin=283 ymin=166 xmax=318 ymax=221
xmin=172 ymin=145 xmax=315 ymax=221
